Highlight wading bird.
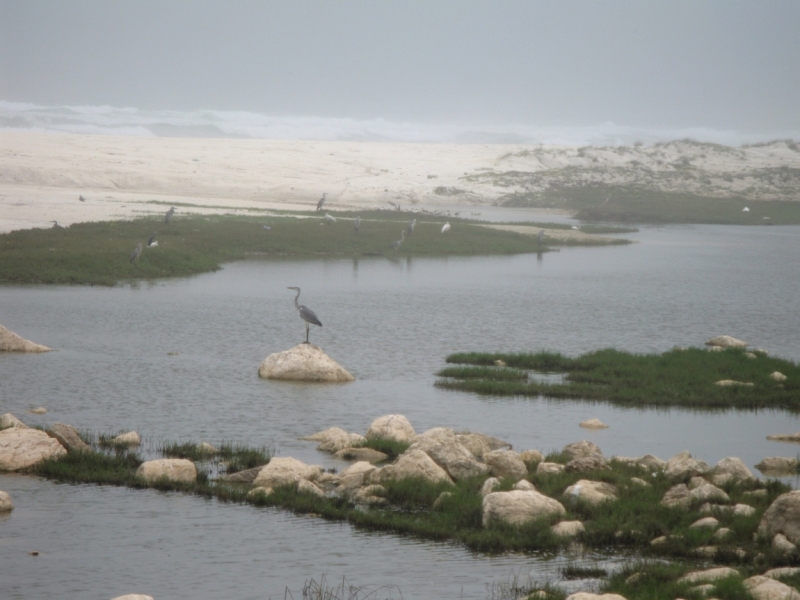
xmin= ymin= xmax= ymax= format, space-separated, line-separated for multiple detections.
xmin=317 ymin=193 xmax=328 ymax=211
xmin=165 ymin=207 xmax=176 ymax=224
xmin=147 ymin=232 xmax=158 ymax=247
xmin=324 ymin=213 xmax=337 ymax=224
xmin=51 ymin=221 xmax=62 ymax=229
xmin=354 ymin=216 xmax=361 ymax=232
xmin=79 ymin=195 xmax=85 ymax=202
xmin=287 ymin=287 xmax=322 ymax=344
xmin=537 ymin=230 xmax=544 ymax=245
xmin=130 ymin=242 xmax=142 ymax=264
xmin=441 ymin=222 xmax=451 ymax=233
xmin=406 ymin=219 xmax=416 ymax=235
xmin=389 ymin=230 xmax=405 ymax=250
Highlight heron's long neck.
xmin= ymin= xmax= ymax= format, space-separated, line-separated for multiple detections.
xmin=293 ymin=289 xmax=301 ymax=308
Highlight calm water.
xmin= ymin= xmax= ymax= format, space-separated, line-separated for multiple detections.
xmin=1 ymin=223 xmax=800 ymax=599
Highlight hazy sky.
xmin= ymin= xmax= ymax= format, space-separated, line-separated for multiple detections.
xmin=2 ymin=1 xmax=799 ymax=132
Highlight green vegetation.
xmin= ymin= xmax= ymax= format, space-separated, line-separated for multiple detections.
xmin=160 ymin=440 xmax=271 ymax=474
xmin=500 ymin=184 xmax=800 ymax=225
xmin=355 ymin=437 xmax=411 ymax=460
xmin=0 ymin=211 xmax=621 ymax=286
xmin=437 ymin=347 xmax=800 ymax=410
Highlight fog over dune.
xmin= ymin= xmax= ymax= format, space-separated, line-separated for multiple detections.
xmin=1 ymin=2 xmax=799 ymax=139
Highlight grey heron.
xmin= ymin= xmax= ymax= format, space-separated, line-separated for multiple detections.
xmin=147 ymin=231 xmax=157 ymax=247
xmin=51 ymin=221 xmax=62 ymax=229
xmin=324 ymin=213 xmax=337 ymax=224
xmin=354 ymin=216 xmax=361 ymax=232
xmin=537 ymin=230 xmax=544 ymax=245
xmin=317 ymin=193 xmax=328 ymax=211
xmin=79 ymin=195 xmax=86 ymax=202
xmin=389 ymin=230 xmax=405 ymax=250
xmin=441 ymin=222 xmax=451 ymax=233
xmin=130 ymin=242 xmax=142 ymax=264
xmin=287 ymin=287 xmax=322 ymax=344
xmin=406 ymin=219 xmax=416 ymax=235
xmin=165 ymin=207 xmax=176 ymax=224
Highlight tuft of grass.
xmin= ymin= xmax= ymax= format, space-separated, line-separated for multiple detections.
xmin=438 ymin=347 xmax=800 ymax=411
xmin=356 ymin=437 xmax=411 ymax=461
xmin=159 ymin=440 xmax=271 ymax=474
xmin=437 ymin=365 xmax=529 ymax=381
xmin=0 ymin=211 xmax=606 ymax=286
xmin=560 ymin=564 xmax=608 ymax=580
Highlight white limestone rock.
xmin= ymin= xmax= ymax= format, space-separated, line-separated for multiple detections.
xmin=365 ymin=415 xmax=416 ymax=443
xmin=710 ymin=457 xmax=755 ymax=484
xmin=551 ymin=520 xmax=585 ymax=538
xmin=756 ymin=457 xmax=800 ymax=474
xmin=743 ymin=575 xmax=800 ymax=600
xmin=0 ymin=325 xmax=51 ymax=352
xmin=408 ymin=428 xmax=489 ymax=481
xmin=482 ymin=490 xmax=566 ymax=527
xmin=690 ymin=483 xmax=730 ymax=504
xmin=772 ymin=533 xmax=797 ymax=555
xmin=47 ymin=423 xmax=90 ymax=452
xmin=0 ymin=413 xmax=28 ymax=430
xmin=705 ymin=335 xmax=748 ymax=348
xmin=519 ymin=449 xmax=544 ymax=466
xmin=480 ymin=477 xmax=501 ymax=497
xmin=0 ymin=427 xmax=67 ymax=471
xmin=690 ymin=517 xmax=719 ymax=530
xmin=579 ymin=418 xmax=609 ymax=429
xmin=770 ymin=372 xmax=788 ymax=382
xmin=661 ymin=484 xmax=691 ymax=509
xmin=380 ymin=449 xmax=453 ymax=485
xmin=562 ymin=440 xmax=603 ymax=459
xmin=483 ymin=449 xmax=527 ymax=479
xmin=136 ymin=459 xmax=197 ymax=483
xmin=758 ymin=490 xmax=800 ymax=545
xmin=253 ymin=457 xmax=323 ymax=488
xmin=333 ymin=447 xmax=388 ymax=463
xmin=536 ymin=462 xmax=565 ymax=475
xmin=665 ymin=451 xmax=710 ymax=481
xmin=0 ymin=490 xmax=13 ymax=512
xmin=678 ymin=567 xmax=739 ymax=584
xmin=111 ymin=431 xmax=141 ymax=446
xmin=258 ymin=344 xmax=354 ymax=382
xmin=514 ymin=479 xmax=536 ymax=491
xmin=564 ymin=480 xmax=618 ymax=505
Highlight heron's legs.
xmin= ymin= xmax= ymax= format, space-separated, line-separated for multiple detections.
xmin=305 ymin=321 xmax=310 ymax=344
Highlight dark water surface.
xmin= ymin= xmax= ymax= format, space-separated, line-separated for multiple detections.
xmin=1 ymin=223 xmax=799 ymax=599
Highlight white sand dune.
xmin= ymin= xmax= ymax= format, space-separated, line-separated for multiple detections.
xmin=1 ymin=131 xmax=797 ymax=233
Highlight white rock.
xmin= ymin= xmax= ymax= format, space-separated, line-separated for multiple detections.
xmin=455 ymin=433 xmax=491 ymax=459
xmin=665 ymin=451 xmax=710 ymax=481
xmin=253 ymin=457 xmax=323 ymax=488
xmin=770 ymin=372 xmax=787 ymax=382
xmin=690 ymin=517 xmax=719 ymax=530
xmin=380 ymin=449 xmax=453 ymax=485
xmin=763 ymin=567 xmax=800 ymax=579
xmin=480 ymin=477 xmax=501 ymax=497
xmin=246 ymin=486 xmax=273 ymax=499
xmin=758 ymin=491 xmax=800 ymax=544
xmin=353 ymin=485 xmax=388 ymax=506
xmin=636 ymin=454 xmax=666 ymax=470
xmin=756 ymin=457 xmax=800 ymax=473
xmin=733 ymin=503 xmax=756 ymax=517
xmin=365 ymin=415 xmax=416 ymax=443
xmin=318 ymin=432 xmax=366 ymax=453
xmin=333 ymin=447 xmax=388 ymax=463
xmin=705 ymin=335 xmax=748 ymax=348
xmin=409 ymin=428 xmax=488 ymax=480
xmin=258 ymin=343 xmax=354 ymax=382
xmin=710 ymin=457 xmax=755 ymax=483
xmin=111 ymin=431 xmax=141 ymax=446
xmin=678 ymin=567 xmax=739 ymax=584
xmin=483 ymin=449 xmax=527 ymax=479
xmin=29 ymin=407 xmax=47 ymax=414
xmin=198 ymin=442 xmax=217 ymax=454
xmin=564 ymin=480 xmax=618 ymax=505
xmin=514 ymin=479 xmax=536 ymax=491
xmin=551 ymin=520 xmax=585 ymax=538
xmin=297 ymin=479 xmax=325 ymax=497
xmin=0 ymin=413 xmax=28 ymax=429
xmin=300 ymin=427 xmax=349 ymax=442
xmin=772 ymin=533 xmax=797 ymax=554
xmin=536 ymin=462 xmax=565 ymax=475
xmin=47 ymin=423 xmax=90 ymax=452
xmin=0 ymin=325 xmax=51 ymax=352
xmin=630 ymin=477 xmax=651 ymax=487
xmin=579 ymin=418 xmax=609 ymax=429
xmin=0 ymin=490 xmax=13 ymax=512
xmin=715 ymin=379 xmax=753 ymax=387
xmin=0 ymin=427 xmax=67 ymax=471
xmin=482 ymin=490 xmax=566 ymax=527
xmin=690 ymin=483 xmax=730 ymax=503
xmin=519 ymin=449 xmax=544 ymax=466
xmin=744 ymin=575 xmax=800 ymax=600
xmin=136 ymin=459 xmax=197 ymax=483
xmin=661 ymin=484 xmax=691 ymax=509
xmin=562 ymin=440 xmax=603 ymax=459
xmin=339 ymin=461 xmax=377 ymax=479
xmin=688 ymin=476 xmax=708 ymax=489
xmin=714 ymin=527 xmax=732 ymax=540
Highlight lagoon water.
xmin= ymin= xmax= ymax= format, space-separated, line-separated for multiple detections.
xmin=2 ymin=222 xmax=800 ymax=599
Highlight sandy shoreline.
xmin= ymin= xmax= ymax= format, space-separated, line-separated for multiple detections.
xmin=0 ymin=131 xmax=529 ymax=233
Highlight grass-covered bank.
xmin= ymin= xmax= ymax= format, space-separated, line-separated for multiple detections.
xmin=0 ymin=211 xmax=630 ymax=286
xmin=437 ymin=347 xmax=800 ymax=411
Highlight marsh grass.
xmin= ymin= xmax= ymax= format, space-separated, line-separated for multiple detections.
xmin=560 ymin=564 xmax=608 ymax=580
xmin=0 ymin=212 xmax=576 ymax=286
xmin=160 ymin=440 xmax=271 ymax=474
xmin=437 ymin=366 xmax=529 ymax=381
xmin=295 ymin=575 xmax=403 ymax=600
xmin=600 ymin=562 xmax=755 ymax=600
xmin=438 ymin=348 xmax=800 ymax=411
xmin=355 ymin=437 xmax=411 ymax=460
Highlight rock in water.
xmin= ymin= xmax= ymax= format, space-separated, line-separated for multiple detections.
xmin=0 ymin=325 xmax=51 ymax=352
xmin=705 ymin=335 xmax=748 ymax=348
xmin=258 ymin=344 xmax=354 ymax=382
xmin=0 ymin=428 xmax=67 ymax=471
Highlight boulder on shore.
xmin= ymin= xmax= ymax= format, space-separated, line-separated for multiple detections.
xmin=743 ymin=575 xmax=800 ymax=600
xmin=0 ymin=490 xmax=13 ymax=512
xmin=47 ymin=423 xmax=90 ymax=453
xmin=758 ymin=490 xmax=800 ymax=545
xmin=258 ymin=344 xmax=354 ymax=382
xmin=380 ymin=449 xmax=453 ymax=485
xmin=409 ymin=428 xmax=489 ymax=481
xmin=253 ymin=457 xmax=323 ymax=488
xmin=705 ymin=335 xmax=748 ymax=348
xmin=482 ymin=490 xmax=566 ymax=527
xmin=0 ymin=413 xmax=28 ymax=430
xmin=0 ymin=427 xmax=67 ymax=471
xmin=366 ymin=414 xmax=416 ymax=443
xmin=579 ymin=418 xmax=609 ymax=429
xmin=136 ymin=459 xmax=197 ymax=483
xmin=0 ymin=325 xmax=51 ymax=352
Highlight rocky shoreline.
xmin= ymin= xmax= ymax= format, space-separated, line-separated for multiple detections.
xmin=4 ymin=411 xmax=800 ymax=600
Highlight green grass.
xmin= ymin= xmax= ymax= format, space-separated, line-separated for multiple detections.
xmin=437 ymin=347 xmax=800 ymax=411
xmin=355 ymin=437 xmax=411 ymax=461
xmin=160 ymin=440 xmax=271 ymax=474
xmin=501 ymin=185 xmax=800 ymax=225
xmin=0 ymin=211 xmax=611 ymax=286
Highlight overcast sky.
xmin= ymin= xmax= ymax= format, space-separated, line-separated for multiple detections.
xmin=2 ymin=1 xmax=799 ymax=133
